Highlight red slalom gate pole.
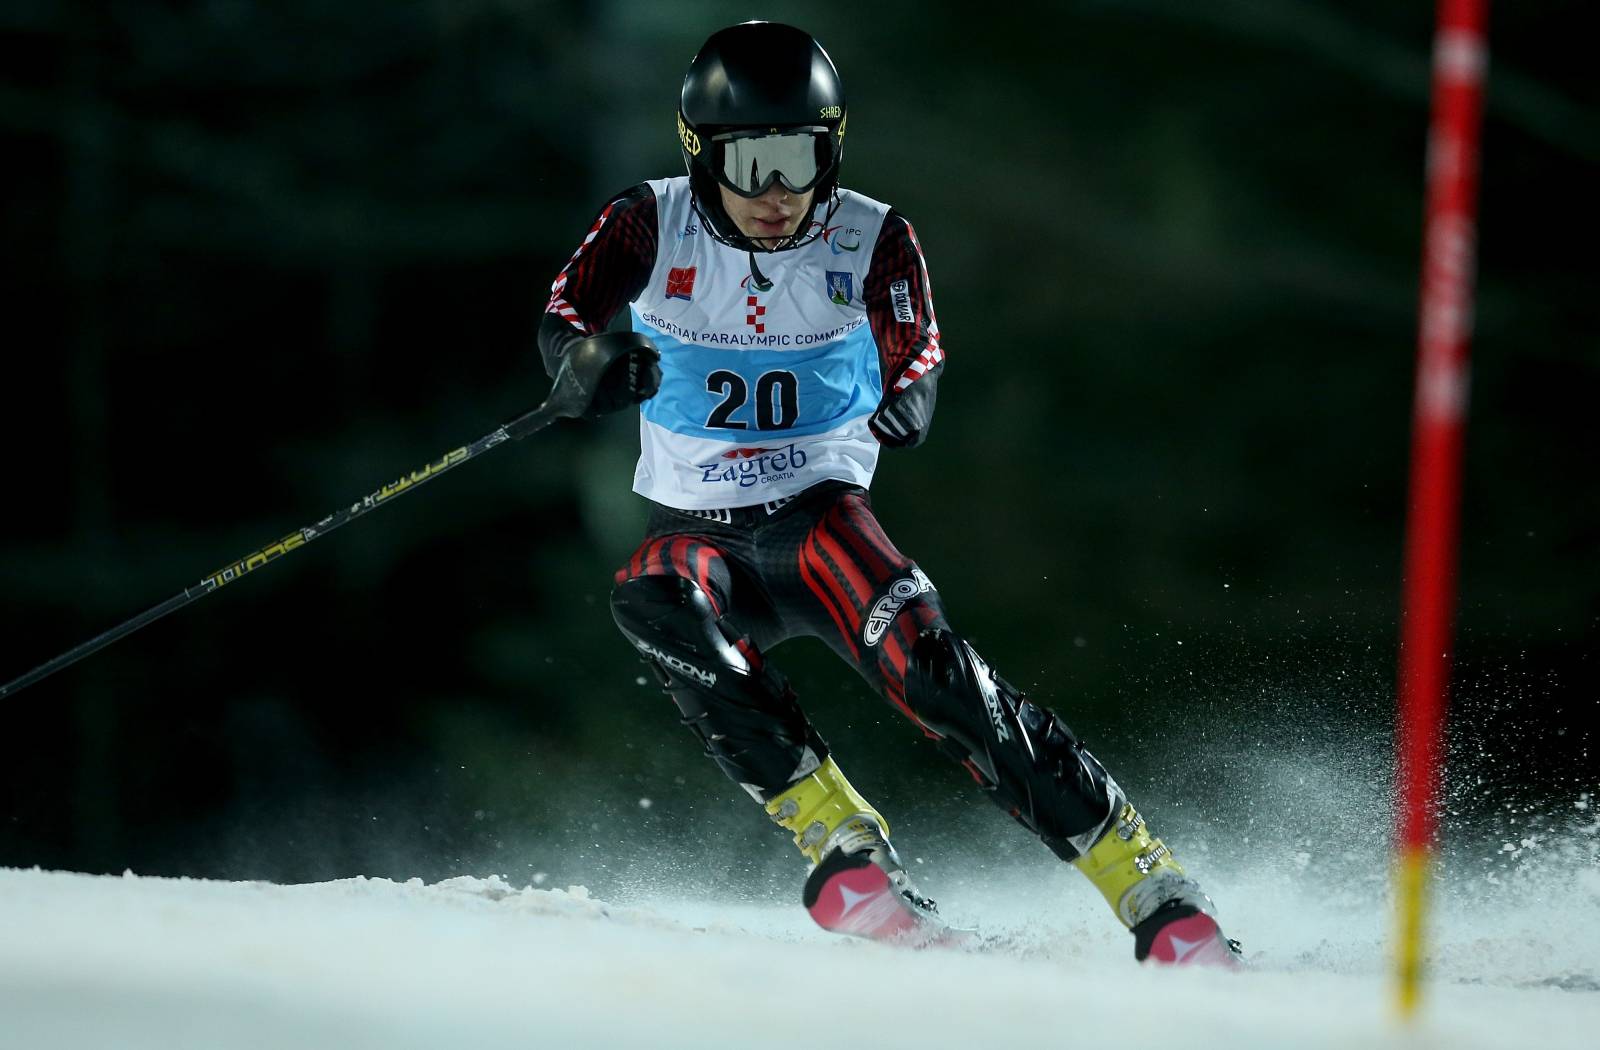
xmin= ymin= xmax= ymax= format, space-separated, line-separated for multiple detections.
xmin=1393 ymin=0 xmax=1488 ymax=1019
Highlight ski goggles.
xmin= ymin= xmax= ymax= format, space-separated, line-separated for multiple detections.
xmin=712 ymin=127 xmax=832 ymax=199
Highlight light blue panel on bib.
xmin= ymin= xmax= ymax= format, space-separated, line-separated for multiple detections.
xmin=634 ymin=309 xmax=883 ymax=441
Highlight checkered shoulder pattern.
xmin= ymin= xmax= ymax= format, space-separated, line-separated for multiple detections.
xmin=537 ymin=184 xmax=659 ymax=377
xmin=864 ymin=211 xmax=945 ymax=399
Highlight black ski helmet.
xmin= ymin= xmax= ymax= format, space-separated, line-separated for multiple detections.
xmin=678 ymin=22 xmax=846 ymax=251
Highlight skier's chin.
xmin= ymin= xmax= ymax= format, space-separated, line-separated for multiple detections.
xmin=744 ymin=219 xmax=799 ymax=248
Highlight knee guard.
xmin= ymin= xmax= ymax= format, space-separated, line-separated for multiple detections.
xmin=611 ymin=574 xmax=827 ymax=798
xmin=906 ymin=628 xmax=1123 ymax=862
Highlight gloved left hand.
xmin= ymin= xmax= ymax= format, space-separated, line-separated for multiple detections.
xmin=585 ymin=345 xmax=662 ymax=419
xmin=869 ymin=379 xmax=937 ymax=448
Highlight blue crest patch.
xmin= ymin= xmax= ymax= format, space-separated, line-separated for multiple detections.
xmin=826 ymin=270 xmax=854 ymax=306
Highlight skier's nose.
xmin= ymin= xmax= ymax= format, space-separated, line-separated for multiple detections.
xmin=754 ymin=184 xmax=792 ymax=208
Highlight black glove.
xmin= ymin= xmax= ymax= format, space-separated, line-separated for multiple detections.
xmin=584 ymin=345 xmax=662 ymax=419
xmin=869 ymin=377 xmax=937 ymax=448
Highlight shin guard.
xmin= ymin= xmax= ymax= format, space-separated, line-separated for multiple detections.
xmin=907 ymin=628 xmax=1122 ymax=861
xmin=611 ymin=574 xmax=827 ymax=798
xmin=907 ymin=628 xmax=1215 ymax=931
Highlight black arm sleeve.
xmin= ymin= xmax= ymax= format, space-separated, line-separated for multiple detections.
xmin=538 ymin=184 xmax=659 ymax=378
xmin=863 ymin=211 xmax=945 ymax=447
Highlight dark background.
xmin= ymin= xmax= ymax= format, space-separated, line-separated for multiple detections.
xmin=2 ymin=1 xmax=1595 ymax=890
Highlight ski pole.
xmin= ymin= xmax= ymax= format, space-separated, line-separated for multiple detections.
xmin=0 ymin=331 xmax=657 ymax=701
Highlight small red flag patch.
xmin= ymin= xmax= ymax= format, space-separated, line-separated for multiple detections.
xmin=666 ymin=266 xmax=697 ymax=301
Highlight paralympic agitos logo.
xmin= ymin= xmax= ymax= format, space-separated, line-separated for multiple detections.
xmin=699 ymin=444 xmax=808 ymax=488
xmin=821 ymin=224 xmax=862 ymax=254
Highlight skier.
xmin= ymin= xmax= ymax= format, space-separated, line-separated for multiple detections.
xmin=539 ymin=21 xmax=1238 ymax=964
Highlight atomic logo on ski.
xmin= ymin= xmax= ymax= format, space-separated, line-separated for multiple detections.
xmin=1167 ymin=934 xmax=1212 ymax=964
xmin=835 ymin=883 xmax=878 ymax=919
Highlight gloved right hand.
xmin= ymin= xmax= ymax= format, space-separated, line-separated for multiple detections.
xmin=583 ymin=344 xmax=662 ymax=419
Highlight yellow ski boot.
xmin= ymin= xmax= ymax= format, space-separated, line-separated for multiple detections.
xmin=1073 ymin=802 xmax=1240 ymax=966
xmin=764 ymin=756 xmax=950 ymax=943
xmin=764 ymin=754 xmax=890 ymax=864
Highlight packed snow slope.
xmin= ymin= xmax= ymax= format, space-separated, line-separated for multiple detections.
xmin=2 ymin=841 xmax=1597 ymax=1050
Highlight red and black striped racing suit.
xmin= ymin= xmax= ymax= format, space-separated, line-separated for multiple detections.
xmin=540 ymin=184 xmax=1123 ymax=864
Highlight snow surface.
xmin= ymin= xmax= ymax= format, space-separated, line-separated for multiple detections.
xmin=2 ymin=835 xmax=1597 ymax=1050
